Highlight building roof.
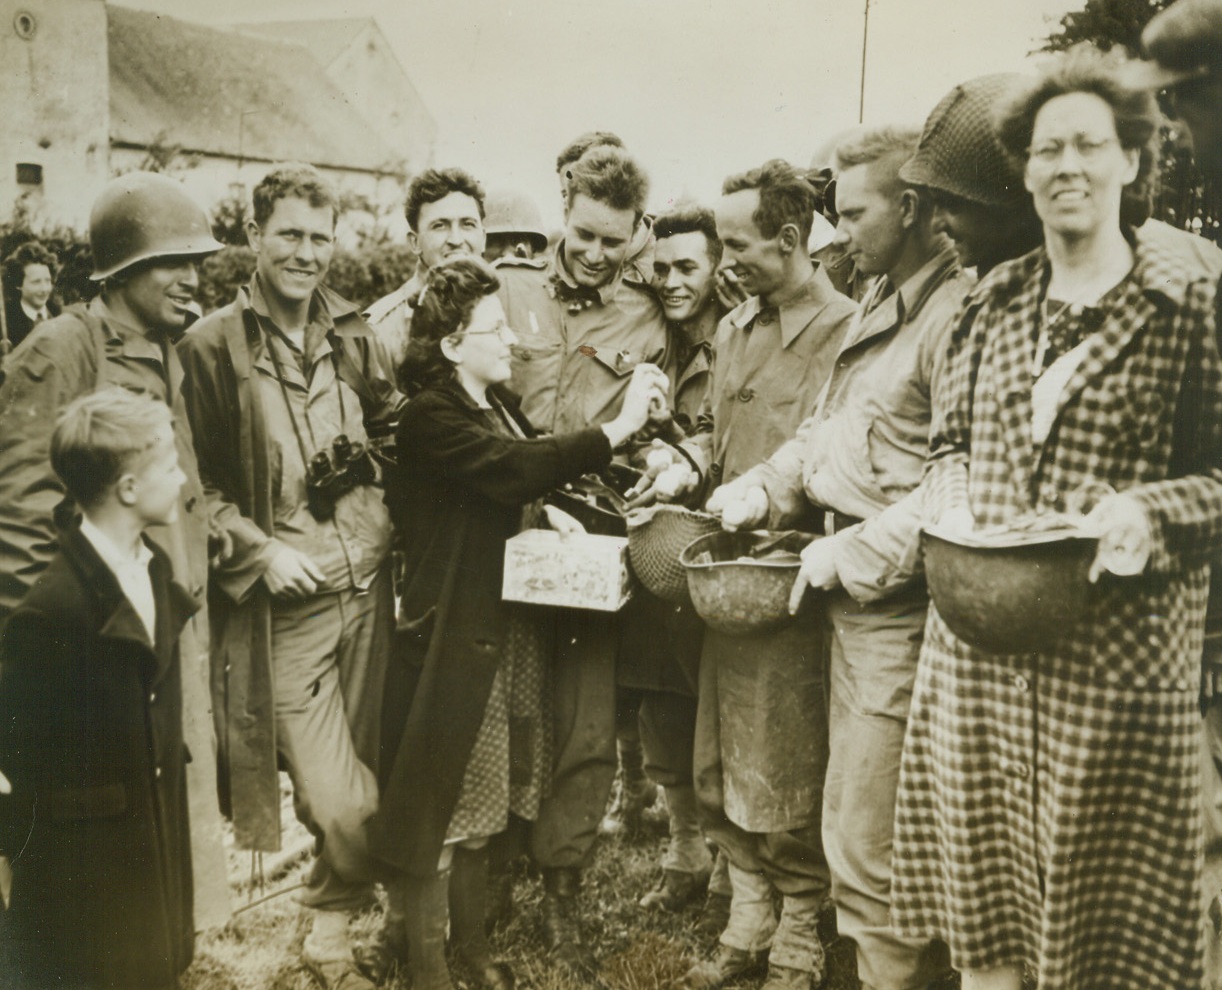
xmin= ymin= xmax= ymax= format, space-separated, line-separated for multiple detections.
xmin=236 ymin=18 xmax=372 ymax=68
xmin=107 ymin=6 xmax=402 ymax=174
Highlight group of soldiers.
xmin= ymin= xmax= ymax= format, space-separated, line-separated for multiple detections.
xmin=3 ymin=0 xmax=1222 ymax=988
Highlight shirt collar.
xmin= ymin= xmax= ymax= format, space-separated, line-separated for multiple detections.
xmin=91 ymin=297 xmax=169 ymax=361
xmin=547 ymin=241 xmax=623 ymax=307
xmin=20 ymin=300 xmax=47 ymax=321
xmin=673 ymin=304 xmax=722 ymax=349
xmin=867 ymin=245 xmax=962 ymax=324
xmin=79 ymin=516 xmax=153 ymax=574
xmin=246 ymin=275 xmax=360 ymax=329
xmin=728 ymin=262 xmax=845 ymax=349
xmin=974 ymin=226 xmax=1195 ymax=312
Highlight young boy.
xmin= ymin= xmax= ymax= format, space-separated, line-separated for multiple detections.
xmin=0 ymin=387 xmax=197 ymax=989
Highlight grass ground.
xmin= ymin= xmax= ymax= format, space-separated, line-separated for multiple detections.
xmin=182 ymin=785 xmax=976 ymax=990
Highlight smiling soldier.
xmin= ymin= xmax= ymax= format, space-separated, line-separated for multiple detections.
xmin=667 ymin=160 xmax=855 ymax=990
xmin=178 ymin=163 xmax=404 ymax=990
xmin=366 ymin=168 xmax=487 ymax=375
xmin=0 ymin=170 xmax=234 ymax=939
xmin=707 ymin=130 xmax=969 ymax=990
xmin=496 ymin=144 xmax=673 ymax=976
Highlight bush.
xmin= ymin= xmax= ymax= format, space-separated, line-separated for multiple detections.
xmin=197 ymin=246 xmax=257 ymax=314
xmin=324 ymin=241 xmax=417 ymax=312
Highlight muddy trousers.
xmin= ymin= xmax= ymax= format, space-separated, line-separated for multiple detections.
xmin=693 ymin=620 xmax=831 ymax=975
xmin=822 ymin=589 xmax=949 ymax=990
xmin=272 ymin=564 xmax=394 ymax=911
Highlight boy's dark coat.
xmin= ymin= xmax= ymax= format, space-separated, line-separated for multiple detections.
xmin=0 ymin=523 xmax=198 ymax=988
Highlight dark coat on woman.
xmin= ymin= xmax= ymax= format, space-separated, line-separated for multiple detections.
xmin=371 ymin=380 xmax=612 ymax=877
xmin=0 ymin=523 xmax=199 ymax=989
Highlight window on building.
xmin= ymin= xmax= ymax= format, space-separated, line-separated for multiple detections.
xmin=16 ymin=163 xmax=42 ymax=187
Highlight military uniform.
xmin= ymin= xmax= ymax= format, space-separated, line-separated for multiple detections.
xmin=497 ymin=244 xmax=673 ymax=872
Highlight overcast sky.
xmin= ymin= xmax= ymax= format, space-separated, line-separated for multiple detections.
xmin=122 ymin=0 xmax=1080 ymax=226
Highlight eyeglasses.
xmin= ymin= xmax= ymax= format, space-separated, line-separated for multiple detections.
xmin=1027 ymin=136 xmax=1120 ymax=169
xmin=457 ymin=321 xmax=515 ymax=342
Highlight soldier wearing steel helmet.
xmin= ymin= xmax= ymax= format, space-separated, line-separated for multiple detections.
xmin=899 ymin=74 xmax=1042 ymax=275
xmin=483 ymin=187 xmax=550 ymax=264
xmin=0 ymin=171 xmax=222 ymax=617
xmin=0 ymin=170 xmax=232 ymax=930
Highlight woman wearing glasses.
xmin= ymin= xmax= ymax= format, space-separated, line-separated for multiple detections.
xmin=368 ymin=256 xmax=666 ymax=990
xmin=890 ymin=46 xmax=1222 ymax=990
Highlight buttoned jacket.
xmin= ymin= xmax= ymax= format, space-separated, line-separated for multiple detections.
xmin=682 ymin=262 xmax=856 ymax=492
xmin=925 ymin=231 xmax=1222 ymax=687
xmin=498 ymin=242 xmax=673 ymax=433
xmin=0 ymin=525 xmax=197 ymax=987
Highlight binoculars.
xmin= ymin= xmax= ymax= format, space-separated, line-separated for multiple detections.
xmin=305 ymin=434 xmax=377 ymax=521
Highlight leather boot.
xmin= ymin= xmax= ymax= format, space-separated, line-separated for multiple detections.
xmin=540 ymin=867 xmax=597 ymax=976
xmin=449 ymin=846 xmax=514 ymax=990
xmin=402 ymin=870 xmax=454 ymax=990
xmin=353 ymin=877 xmax=409 ymax=984
xmin=600 ymin=734 xmax=657 ymax=837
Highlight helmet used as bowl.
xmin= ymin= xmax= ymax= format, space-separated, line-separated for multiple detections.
xmin=680 ymin=530 xmax=813 ymax=636
xmin=921 ymin=525 xmax=1097 ymax=655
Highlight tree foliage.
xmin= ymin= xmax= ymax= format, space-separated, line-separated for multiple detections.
xmin=1042 ymin=0 xmax=1174 ymax=54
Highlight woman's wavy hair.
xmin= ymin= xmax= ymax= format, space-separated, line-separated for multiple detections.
xmin=397 ymin=256 xmax=501 ymax=394
xmin=995 ymin=43 xmax=1162 ymax=228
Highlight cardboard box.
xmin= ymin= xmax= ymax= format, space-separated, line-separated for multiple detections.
xmin=503 ymin=529 xmax=634 ymax=611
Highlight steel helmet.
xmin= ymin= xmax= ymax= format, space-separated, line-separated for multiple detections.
xmin=89 ymin=172 xmax=224 ymax=280
xmin=483 ymin=188 xmax=549 ymax=253
xmin=899 ymin=74 xmax=1027 ymax=209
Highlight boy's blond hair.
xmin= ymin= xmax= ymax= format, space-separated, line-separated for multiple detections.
xmin=51 ymin=388 xmax=174 ymax=509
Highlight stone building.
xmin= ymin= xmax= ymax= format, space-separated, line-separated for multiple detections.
xmin=0 ymin=0 xmax=436 ymax=229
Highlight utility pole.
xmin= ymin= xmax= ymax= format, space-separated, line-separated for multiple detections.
xmin=859 ymin=0 xmax=871 ymax=124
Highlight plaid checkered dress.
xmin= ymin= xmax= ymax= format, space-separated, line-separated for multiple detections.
xmin=892 ymin=231 xmax=1222 ymax=988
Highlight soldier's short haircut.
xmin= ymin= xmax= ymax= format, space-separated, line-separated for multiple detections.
xmin=721 ymin=159 xmax=817 ymax=247
xmin=51 ymin=388 xmax=174 ymax=509
xmin=405 ymin=168 xmax=487 ymax=232
xmin=832 ymin=126 xmax=922 ymax=175
xmin=565 ymin=146 xmax=650 ymax=222
xmin=653 ymin=206 xmax=723 ymax=267
xmin=555 ymin=131 xmax=626 ymax=175
xmin=252 ymin=162 xmax=340 ymax=227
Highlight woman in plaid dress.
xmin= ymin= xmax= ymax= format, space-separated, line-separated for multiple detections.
xmin=891 ymin=47 xmax=1222 ymax=990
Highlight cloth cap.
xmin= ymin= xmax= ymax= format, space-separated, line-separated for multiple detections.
xmin=1124 ymin=0 xmax=1222 ymax=89
xmin=900 ymin=74 xmax=1027 ymax=209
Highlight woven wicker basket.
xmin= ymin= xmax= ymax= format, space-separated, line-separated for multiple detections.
xmin=626 ymin=505 xmax=721 ymax=603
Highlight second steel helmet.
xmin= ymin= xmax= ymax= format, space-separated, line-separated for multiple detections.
xmin=900 ymin=74 xmax=1027 ymax=209
xmin=483 ymin=188 xmax=549 ymax=253
xmin=89 ymin=172 xmax=224 ymax=280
